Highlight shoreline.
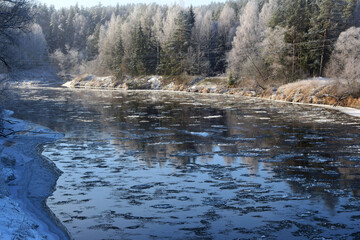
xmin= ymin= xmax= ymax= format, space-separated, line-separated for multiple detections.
xmin=0 ymin=111 xmax=71 ymax=240
xmin=26 ymin=82 xmax=360 ymax=119
xmin=59 ymin=74 xmax=360 ymax=118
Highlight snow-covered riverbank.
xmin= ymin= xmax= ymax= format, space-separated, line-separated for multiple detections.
xmin=0 ymin=110 xmax=70 ymax=240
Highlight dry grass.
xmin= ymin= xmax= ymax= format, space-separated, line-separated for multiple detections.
xmin=266 ymin=78 xmax=360 ymax=108
xmin=198 ymin=77 xmax=227 ymax=86
xmin=64 ymin=73 xmax=360 ymax=109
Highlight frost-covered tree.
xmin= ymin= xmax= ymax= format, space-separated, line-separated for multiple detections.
xmin=326 ymin=27 xmax=360 ymax=94
xmin=158 ymin=8 xmax=193 ymax=75
xmin=228 ymin=0 xmax=266 ymax=87
xmin=50 ymin=47 xmax=82 ymax=74
xmin=218 ymin=3 xmax=237 ymax=50
xmin=187 ymin=9 xmax=213 ymax=75
xmin=5 ymin=24 xmax=49 ymax=69
xmin=73 ymin=13 xmax=88 ymax=51
xmin=0 ymin=0 xmax=32 ymax=69
xmin=262 ymin=26 xmax=292 ymax=83
xmin=14 ymin=0 xmax=359 ymax=82
xmin=98 ymin=14 xmax=121 ymax=70
xmin=215 ymin=3 xmax=237 ymax=73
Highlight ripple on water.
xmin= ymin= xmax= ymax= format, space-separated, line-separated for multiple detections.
xmin=5 ymin=87 xmax=360 ymax=240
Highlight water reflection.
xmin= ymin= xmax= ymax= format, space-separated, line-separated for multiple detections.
xmin=6 ymin=87 xmax=360 ymax=240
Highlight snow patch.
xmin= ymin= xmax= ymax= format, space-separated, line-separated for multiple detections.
xmin=148 ymin=76 xmax=162 ymax=89
xmin=334 ymin=106 xmax=360 ymax=118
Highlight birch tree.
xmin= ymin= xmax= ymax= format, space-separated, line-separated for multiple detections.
xmin=228 ymin=0 xmax=266 ymax=87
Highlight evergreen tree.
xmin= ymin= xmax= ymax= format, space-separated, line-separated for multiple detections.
xmin=271 ymin=0 xmax=312 ymax=81
xmin=86 ymin=24 xmax=100 ymax=60
xmin=111 ymin=36 xmax=124 ymax=77
xmin=158 ymin=10 xmax=192 ymax=75
xmin=129 ymin=24 xmax=146 ymax=75
xmin=188 ymin=5 xmax=196 ymax=29
xmin=271 ymin=0 xmax=357 ymax=79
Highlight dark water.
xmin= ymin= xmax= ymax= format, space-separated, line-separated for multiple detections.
xmin=6 ymin=87 xmax=360 ymax=240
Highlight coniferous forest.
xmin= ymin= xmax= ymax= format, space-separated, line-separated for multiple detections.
xmin=1 ymin=0 xmax=360 ymax=87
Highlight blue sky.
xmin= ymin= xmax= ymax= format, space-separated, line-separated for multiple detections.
xmin=38 ymin=0 xmax=226 ymax=9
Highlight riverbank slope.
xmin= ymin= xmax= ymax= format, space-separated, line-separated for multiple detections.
xmin=0 ymin=110 xmax=70 ymax=239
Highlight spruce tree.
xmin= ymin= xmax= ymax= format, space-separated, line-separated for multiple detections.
xmin=158 ymin=10 xmax=192 ymax=75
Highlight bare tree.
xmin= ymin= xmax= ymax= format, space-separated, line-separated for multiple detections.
xmin=1 ymin=0 xmax=32 ymax=136
xmin=0 ymin=0 xmax=32 ymax=69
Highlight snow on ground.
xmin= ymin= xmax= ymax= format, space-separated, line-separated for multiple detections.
xmin=0 ymin=110 xmax=69 ymax=240
xmin=0 ymin=196 xmax=48 ymax=240
xmin=337 ymin=106 xmax=360 ymax=117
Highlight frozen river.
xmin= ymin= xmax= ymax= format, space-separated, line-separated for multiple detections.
xmin=6 ymin=87 xmax=360 ymax=239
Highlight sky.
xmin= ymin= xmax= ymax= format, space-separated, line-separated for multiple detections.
xmin=37 ymin=0 xmax=227 ymax=9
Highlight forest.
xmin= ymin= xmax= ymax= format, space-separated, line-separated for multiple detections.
xmin=1 ymin=0 xmax=360 ymax=89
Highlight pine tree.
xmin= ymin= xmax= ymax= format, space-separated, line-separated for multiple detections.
xmin=271 ymin=0 xmax=312 ymax=80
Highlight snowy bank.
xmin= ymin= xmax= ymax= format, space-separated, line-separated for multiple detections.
xmin=0 ymin=110 xmax=70 ymax=240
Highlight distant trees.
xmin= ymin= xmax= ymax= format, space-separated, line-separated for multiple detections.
xmin=1 ymin=0 xmax=359 ymax=87
xmin=268 ymin=0 xmax=357 ymax=82
xmin=224 ymin=0 xmax=359 ymax=87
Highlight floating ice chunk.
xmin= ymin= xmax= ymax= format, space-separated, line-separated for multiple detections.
xmin=127 ymin=115 xmax=141 ymax=118
xmin=204 ymin=115 xmax=222 ymax=119
xmin=188 ymin=131 xmax=210 ymax=137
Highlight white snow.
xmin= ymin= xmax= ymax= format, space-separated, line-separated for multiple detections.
xmin=61 ymin=81 xmax=72 ymax=88
xmin=335 ymin=106 xmax=360 ymax=118
xmin=0 ymin=197 xmax=48 ymax=240
xmin=148 ymin=76 xmax=162 ymax=89
xmin=0 ymin=110 xmax=69 ymax=240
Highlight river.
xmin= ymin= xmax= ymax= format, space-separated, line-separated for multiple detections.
xmin=6 ymin=86 xmax=360 ymax=239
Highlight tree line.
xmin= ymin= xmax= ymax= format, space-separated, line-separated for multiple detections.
xmin=1 ymin=0 xmax=360 ymax=86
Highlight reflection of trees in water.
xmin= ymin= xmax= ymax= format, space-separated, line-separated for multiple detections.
xmin=7 ymin=88 xmax=360 ymax=206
